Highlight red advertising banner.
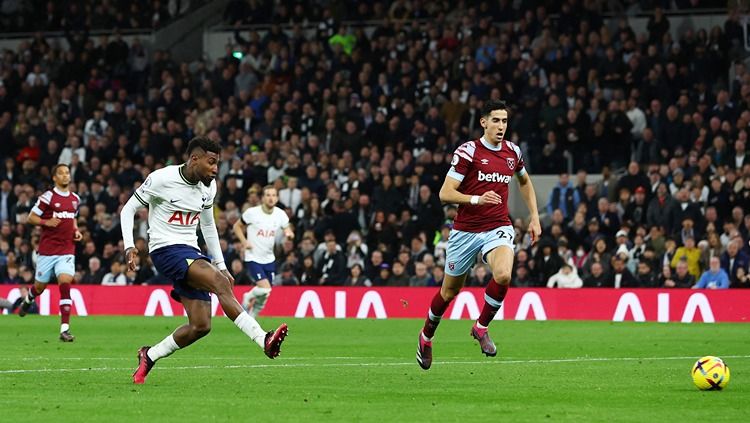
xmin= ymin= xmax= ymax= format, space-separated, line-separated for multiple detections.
xmin=1 ymin=286 xmax=748 ymax=322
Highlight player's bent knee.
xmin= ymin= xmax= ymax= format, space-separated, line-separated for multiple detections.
xmin=440 ymin=285 xmax=460 ymax=301
xmin=492 ymin=271 xmax=512 ymax=286
xmin=191 ymin=323 xmax=211 ymax=338
xmin=256 ymin=279 xmax=272 ymax=289
xmin=213 ymin=271 xmax=233 ymax=292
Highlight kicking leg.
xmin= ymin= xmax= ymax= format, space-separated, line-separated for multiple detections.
xmin=471 ymin=246 xmax=514 ymax=357
xmin=57 ymin=274 xmax=75 ymax=342
xmin=133 ymin=297 xmax=211 ymax=384
xmin=417 ymin=273 xmax=467 ymax=370
xmin=186 ymin=260 xmax=287 ymax=358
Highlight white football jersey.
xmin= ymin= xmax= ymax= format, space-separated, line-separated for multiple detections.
xmin=134 ymin=165 xmax=217 ymax=252
xmin=241 ymin=205 xmax=289 ymax=264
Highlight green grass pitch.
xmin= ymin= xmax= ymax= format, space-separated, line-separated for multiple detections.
xmin=1 ymin=316 xmax=747 ymax=422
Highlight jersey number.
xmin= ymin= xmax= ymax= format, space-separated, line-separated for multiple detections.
xmin=495 ymin=228 xmax=515 ymax=244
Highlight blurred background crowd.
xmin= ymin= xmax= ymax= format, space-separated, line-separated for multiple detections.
xmin=0 ymin=0 xmax=749 ymax=289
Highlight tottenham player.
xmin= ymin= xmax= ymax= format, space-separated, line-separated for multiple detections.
xmin=233 ymin=185 xmax=294 ymax=318
xmin=120 ymin=137 xmax=288 ymax=384
xmin=416 ymin=100 xmax=541 ymax=370
xmin=18 ymin=164 xmax=82 ymax=342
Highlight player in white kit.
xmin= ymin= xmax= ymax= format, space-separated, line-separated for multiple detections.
xmin=120 ymin=137 xmax=288 ymax=384
xmin=233 ymin=185 xmax=294 ymax=318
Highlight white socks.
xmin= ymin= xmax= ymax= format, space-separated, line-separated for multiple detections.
xmin=147 ymin=334 xmax=180 ymax=363
xmin=249 ymin=287 xmax=272 ymax=318
xmin=60 ymin=323 xmax=69 ymax=333
xmin=234 ymin=312 xmax=266 ymax=348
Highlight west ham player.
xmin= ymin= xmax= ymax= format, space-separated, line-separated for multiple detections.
xmin=18 ymin=164 xmax=82 ymax=342
xmin=120 ymin=137 xmax=288 ymax=384
xmin=416 ymin=100 xmax=541 ymax=370
xmin=233 ymin=185 xmax=294 ymax=318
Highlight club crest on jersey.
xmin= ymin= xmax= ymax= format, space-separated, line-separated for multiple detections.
xmin=448 ymin=261 xmax=455 ymax=271
xmin=54 ymin=202 xmax=61 ymax=208
xmin=72 ymin=201 xmax=78 ymax=209
xmin=506 ymin=158 xmax=515 ymax=170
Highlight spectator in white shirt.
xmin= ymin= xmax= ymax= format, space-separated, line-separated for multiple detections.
xmin=25 ymin=64 xmax=49 ymax=87
xmin=83 ymin=109 xmax=109 ymax=146
xmin=57 ymin=136 xmax=86 ymax=164
xmin=101 ymin=261 xmax=129 ymax=286
xmin=547 ymin=263 xmax=583 ymax=288
xmin=278 ymin=176 xmax=302 ymax=212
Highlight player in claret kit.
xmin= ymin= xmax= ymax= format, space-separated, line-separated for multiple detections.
xmin=120 ymin=137 xmax=288 ymax=384
xmin=18 ymin=164 xmax=82 ymax=342
xmin=416 ymin=100 xmax=542 ymax=370
xmin=233 ymin=185 xmax=294 ymax=318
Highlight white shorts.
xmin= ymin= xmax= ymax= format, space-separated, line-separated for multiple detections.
xmin=444 ymin=225 xmax=515 ymax=277
xmin=35 ymin=254 xmax=75 ymax=283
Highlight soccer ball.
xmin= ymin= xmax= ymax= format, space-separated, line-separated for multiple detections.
xmin=692 ymin=356 xmax=731 ymax=390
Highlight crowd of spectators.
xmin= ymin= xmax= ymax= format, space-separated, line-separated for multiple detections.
xmin=0 ymin=0 xmax=200 ymax=32
xmin=223 ymin=0 xmax=731 ymax=27
xmin=0 ymin=0 xmax=749 ymax=290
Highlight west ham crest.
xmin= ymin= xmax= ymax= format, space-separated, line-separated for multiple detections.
xmin=448 ymin=261 xmax=455 ymax=271
xmin=506 ymin=158 xmax=515 ymax=170
xmin=72 ymin=201 xmax=78 ymax=209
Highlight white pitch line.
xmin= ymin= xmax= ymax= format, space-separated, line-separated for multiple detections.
xmin=1 ymin=355 xmax=749 ymax=375
xmin=11 ymin=356 xmax=393 ymax=362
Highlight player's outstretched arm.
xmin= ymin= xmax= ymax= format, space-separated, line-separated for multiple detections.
xmin=121 ymin=194 xmax=146 ymax=271
xmin=438 ymin=176 xmax=501 ymax=205
xmin=517 ymin=172 xmax=542 ymax=245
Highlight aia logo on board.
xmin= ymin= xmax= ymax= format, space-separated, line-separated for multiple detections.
xmin=506 ymin=158 xmax=515 ymax=170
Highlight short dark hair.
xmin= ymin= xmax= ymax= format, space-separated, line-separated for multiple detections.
xmin=52 ymin=163 xmax=70 ymax=176
xmin=480 ymin=99 xmax=509 ymax=118
xmin=186 ymin=136 xmax=220 ymax=156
